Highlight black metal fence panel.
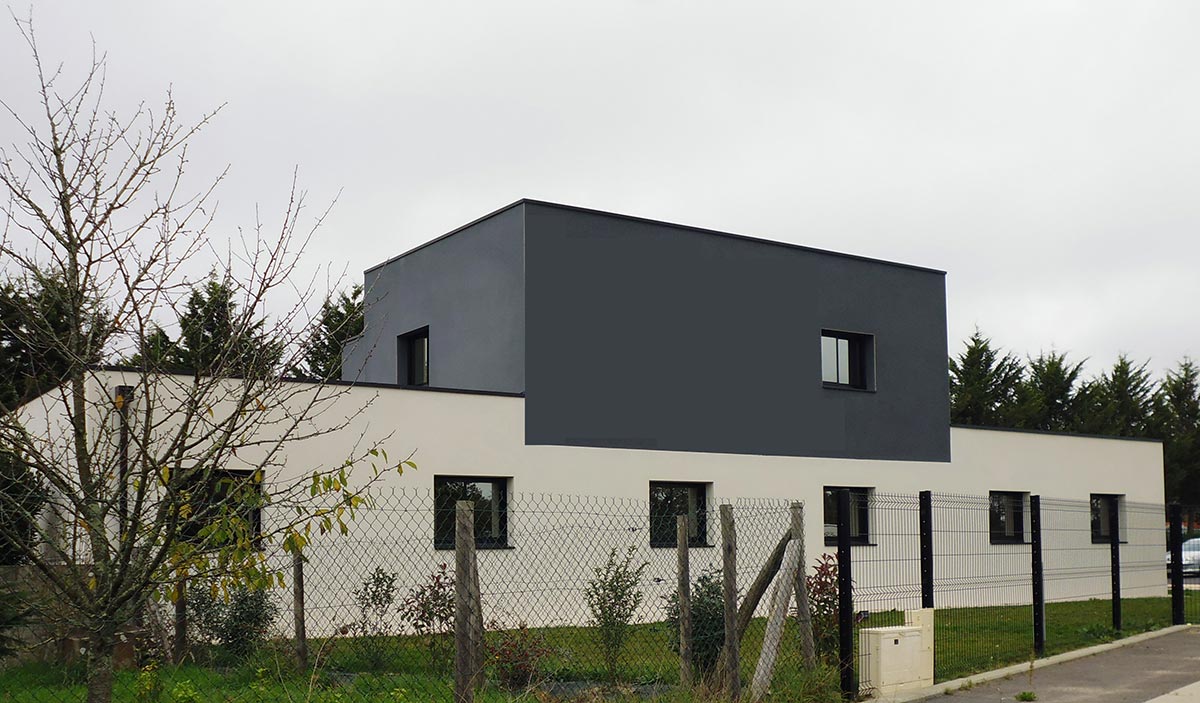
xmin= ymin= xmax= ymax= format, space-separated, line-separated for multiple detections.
xmin=839 ymin=491 xmax=1179 ymax=699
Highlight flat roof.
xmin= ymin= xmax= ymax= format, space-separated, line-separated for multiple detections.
xmin=364 ymin=199 xmax=947 ymax=276
xmin=951 ymin=423 xmax=1163 ymax=444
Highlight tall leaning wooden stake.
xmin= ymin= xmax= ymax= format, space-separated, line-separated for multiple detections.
xmin=790 ymin=502 xmax=817 ymax=668
xmin=454 ymin=500 xmax=477 ymax=703
xmin=677 ymin=514 xmax=694 ymax=688
xmin=721 ymin=504 xmax=740 ymax=702
xmin=749 ymin=539 xmax=802 ymax=701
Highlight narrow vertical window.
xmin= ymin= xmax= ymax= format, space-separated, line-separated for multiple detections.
xmin=409 ymin=332 xmax=428 ymax=386
xmin=398 ymin=326 xmax=429 ymax=386
xmin=1090 ymin=493 xmax=1124 ymax=543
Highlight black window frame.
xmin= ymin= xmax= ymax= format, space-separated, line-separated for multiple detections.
xmin=988 ymin=491 xmax=1027 ymax=545
xmin=181 ymin=467 xmax=264 ymax=547
xmin=823 ymin=486 xmax=872 ymax=546
xmin=1090 ymin=493 xmax=1125 ymax=544
xmin=648 ymin=481 xmax=711 ymax=548
xmin=398 ymin=326 xmax=430 ymax=387
xmin=820 ymin=330 xmax=874 ymax=391
xmin=434 ymin=475 xmax=509 ymax=550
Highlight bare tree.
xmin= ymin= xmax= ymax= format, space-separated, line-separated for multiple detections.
xmin=0 ymin=18 xmax=404 ymax=703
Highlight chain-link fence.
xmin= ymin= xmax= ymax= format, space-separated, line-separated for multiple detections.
xmin=1 ymin=489 xmax=840 ymax=702
xmin=2 ymin=488 xmax=1195 ymax=702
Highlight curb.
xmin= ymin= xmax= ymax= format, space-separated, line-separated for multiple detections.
xmin=1143 ymin=679 xmax=1200 ymax=703
xmin=880 ymin=624 xmax=1196 ymax=702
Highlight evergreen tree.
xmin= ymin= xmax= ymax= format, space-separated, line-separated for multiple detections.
xmin=176 ymin=275 xmax=281 ymax=377
xmin=121 ymin=325 xmax=179 ymax=368
xmin=1153 ymin=359 xmax=1200 ymax=504
xmin=1014 ymin=351 xmax=1086 ymax=432
xmin=0 ymin=275 xmax=104 ymax=411
xmin=1079 ymin=355 xmax=1155 ymax=437
xmin=296 ymin=285 xmax=363 ymax=381
xmin=949 ymin=329 xmax=1025 ymax=426
xmin=0 ymin=449 xmax=42 ymax=566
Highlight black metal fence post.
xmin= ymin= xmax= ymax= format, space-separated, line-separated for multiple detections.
xmin=1170 ymin=504 xmax=1185 ymax=625
xmin=919 ymin=490 xmax=934 ymax=609
xmin=836 ymin=489 xmax=856 ymax=699
xmin=1030 ymin=495 xmax=1045 ymax=657
xmin=1109 ymin=498 xmax=1122 ymax=632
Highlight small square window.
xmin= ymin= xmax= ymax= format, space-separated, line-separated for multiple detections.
xmin=1090 ymin=494 xmax=1125 ymax=544
xmin=989 ymin=491 xmax=1027 ymax=544
xmin=823 ymin=486 xmax=872 ymax=546
xmin=649 ymin=481 xmax=710 ymax=548
xmin=821 ymin=330 xmax=874 ymax=390
xmin=399 ymin=327 xmax=429 ymax=386
xmin=434 ymin=476 xmax=508 ymax=549
xmin=182 ymin=468 xmax=264 ymax=546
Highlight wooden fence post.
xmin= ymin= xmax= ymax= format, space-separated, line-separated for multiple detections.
xmin=677 ymin=514 xmax=694 ymax=688
xmin=454 ymin=500 xmax=477 ymax=703
xmin=721 ymin=504 xmax=740 ymax=701
xmin=470 ymin=529 xmax=485 ymax=690
xmin=293 ymin=550 xmax=308 ymax=672
xmin=173 ymin=580 xmax=187 ymax=664
xmin=790 ymin=502 xmax=817 ymax=669
xmin=750 ymin=539 xmax=802 ymax=701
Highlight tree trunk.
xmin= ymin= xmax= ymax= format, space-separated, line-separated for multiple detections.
xmin=85 ymin=629 xmax=117 ymax=703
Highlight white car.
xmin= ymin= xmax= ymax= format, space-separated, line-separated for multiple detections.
xmin=1167 ymin=537 xmax=1200 ymax=576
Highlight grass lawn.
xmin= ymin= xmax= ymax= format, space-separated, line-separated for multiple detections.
xmin=2 ymin=593 xmax=1196 ymax=702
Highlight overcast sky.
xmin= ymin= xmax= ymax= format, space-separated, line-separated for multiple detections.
xmin=2 ymin=1 xmax=1196 ymax=378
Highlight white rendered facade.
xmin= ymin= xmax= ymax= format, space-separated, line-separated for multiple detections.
xmin=30 ymin=371 xmax=1166 ymax=635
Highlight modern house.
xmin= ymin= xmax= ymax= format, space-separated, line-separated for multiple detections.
xmin=19 ymin=200 xmax=1166 ymax=638
xmin=330 ymin=200 xmax=1166 ymax=613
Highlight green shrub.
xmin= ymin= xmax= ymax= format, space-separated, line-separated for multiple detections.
xmin=169 ymin=679 xmax=202 ymax=703
xmin=354 ymin=567 xmax=399 ymax=636
xmin=134 ymin=662 xmax=164 ymax=702
xmin=187 ymin=582 xmax=279 ymax=657
xmin=487 ymin=622 xmax=553 ymax=690
xmin=663 ymin=568 xmax=726 ymax=678
xmin=399 ymin=563 xmax=455 ymax=671
xmin=804 ymin=553 xmax=840 ymax=662
xmin=353 ymin=567 xmax=399 ymax=670
xmin=584 ymin=545 xmax=648 ymax=682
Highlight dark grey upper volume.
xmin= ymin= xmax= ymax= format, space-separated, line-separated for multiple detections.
xmin=341 ymin=203 xmax=526 ymax=394
xmin=345 ymin=200 xmax=951 ymax=462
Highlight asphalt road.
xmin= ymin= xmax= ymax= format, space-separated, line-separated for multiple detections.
xmin=935 ymin=628 xmax=1200 ymax=703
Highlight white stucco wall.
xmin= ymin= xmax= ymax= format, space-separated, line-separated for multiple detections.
xmin=76 ymin=371 xmax=1167 ymax=635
